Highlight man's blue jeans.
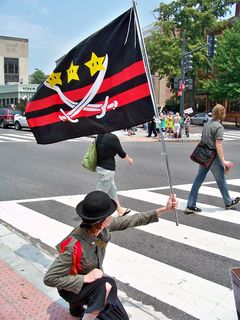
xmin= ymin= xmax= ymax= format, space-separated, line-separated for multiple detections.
xmin=187 ymin=155 xmax=232 ymax=207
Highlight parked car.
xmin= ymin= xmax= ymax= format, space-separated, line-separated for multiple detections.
xmin=14 ymin=113 xmax=29 ymax=130
xmin=190 ymin=112 xmax=209 ymax=125
xmin=0 ymin=108 xmax=22 ymax=128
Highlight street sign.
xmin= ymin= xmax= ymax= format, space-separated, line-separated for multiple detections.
xmin=184 ymin=107 xmax=193 ymax=114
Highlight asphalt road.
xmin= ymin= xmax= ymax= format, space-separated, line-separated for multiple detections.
xmin=0 ymin=126 xmax=239 ymax=202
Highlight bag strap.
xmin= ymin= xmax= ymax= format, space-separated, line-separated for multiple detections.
xmin=199 ymin=142 xmax=216 ymax=151
xmin=96 ymin=134 xmax=104 ymax=145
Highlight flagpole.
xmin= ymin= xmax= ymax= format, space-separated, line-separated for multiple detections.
xmin=132 ymin=0 xmax=179 ymax=226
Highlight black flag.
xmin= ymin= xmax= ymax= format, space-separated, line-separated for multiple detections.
xmin=25 ymin=9 xmax=155 ymax=144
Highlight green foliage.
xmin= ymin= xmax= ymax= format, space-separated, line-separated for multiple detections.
xmin=164 ymin=96 xmax=180 ymax=113
xmin=146 ymin=0 xmax=235 ymax=83
xmin=203 ymin=19 xmax=240 ymax=101
xmin=16 ymin=97 xmax=28 ymax=112
xmin=30 ymin=68 xmax=48 ymax=84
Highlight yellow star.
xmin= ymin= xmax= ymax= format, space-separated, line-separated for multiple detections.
xmin=85 ymin=52 xmax=105 ymax=77
xmin=67 ymin=61 xmax=80 ymax=83
xmin=46 ymin=72 xmax=62 ymax=87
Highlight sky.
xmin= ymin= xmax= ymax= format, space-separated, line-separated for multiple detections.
xmin=0 ymin=0 xmax=169 ymax=74
xmin=0 ymin=0 xmax=235 ymax=75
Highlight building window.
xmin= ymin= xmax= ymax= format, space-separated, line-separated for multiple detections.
xmin=4 ymin=57 xmax=19 ymax=83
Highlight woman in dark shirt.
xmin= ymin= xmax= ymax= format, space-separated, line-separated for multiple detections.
xmin=96 ymin=133 xmax=133 ymax=216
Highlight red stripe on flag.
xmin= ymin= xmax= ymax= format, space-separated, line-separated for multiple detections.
xmin=26 ymin=61 xmax=146 ymax=112
xmin=27 ymin=82 xmax=151 ymax=128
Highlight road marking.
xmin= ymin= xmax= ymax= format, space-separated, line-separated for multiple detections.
xmin=2 ymin=133 xmax=35 ymax=140
xmin=0 ymin=136 xmax=31 ymax=142
xmin=118 ymin=188 xmax=240 ymax=225
xmin=173 ymin=183 xmax=239 ymax=200
xmin=227 ymin=179 xmax=240 ymax=186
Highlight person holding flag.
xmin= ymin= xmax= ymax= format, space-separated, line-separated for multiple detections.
xmin=44 ymin=190 xmax=178 ymax=320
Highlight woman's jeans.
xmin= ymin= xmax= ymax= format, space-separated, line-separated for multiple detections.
xmin=187 ymin=156 xmax=232 ymax=207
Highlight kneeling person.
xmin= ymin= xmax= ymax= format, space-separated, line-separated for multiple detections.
xmin=44 ymin=191 xmax=178 ymax=320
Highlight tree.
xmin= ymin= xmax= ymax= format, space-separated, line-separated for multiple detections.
xmin=16 ymin=96 xmax=28 ymax=112
xmin=30 ymin=68 xmax=48 ymax=84
xmin=203 ymin=19 xmax=240 ymax=103
xmin=146 ymin=0 xmax=235 ymax=80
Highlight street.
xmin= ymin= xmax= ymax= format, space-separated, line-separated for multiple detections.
xmin=0 ymin=127 xmax=240 ymax=320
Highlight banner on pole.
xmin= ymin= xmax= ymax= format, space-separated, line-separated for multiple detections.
xmin=25 ymin=9 xmax=155 ymax=144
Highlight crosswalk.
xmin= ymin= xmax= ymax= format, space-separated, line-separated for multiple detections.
xmin=0 ymin=131 xmax=93 ymax=143
xmin=0 ymin=179 xmax=239 ymax=320
xmin=0 ymin=129 xmax=240 ymax=143
xmin=222 ymin=130 xmax=240 ymax=141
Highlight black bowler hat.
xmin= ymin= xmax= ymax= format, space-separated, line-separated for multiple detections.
xmin=76 ymin=191 xmax=117 ymax=224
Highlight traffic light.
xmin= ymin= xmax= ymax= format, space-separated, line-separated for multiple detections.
xmin=171 ymin=77 xmax=180 ymax=90
xmin=184 ymin=78 xmax=193 ymax=90
xmin=184 ymin=53 xmax=193 ymax=73
xmin=207 ymin=34 xmax=217 ymax=59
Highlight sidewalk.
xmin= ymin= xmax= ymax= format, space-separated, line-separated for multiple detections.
xmin=114 ymin=120 xmax=238 ymax=143
xmin=113 ymin=127 xmax=201 ymax=143
xmin=0 ymin=222 xmax=169 ymax=320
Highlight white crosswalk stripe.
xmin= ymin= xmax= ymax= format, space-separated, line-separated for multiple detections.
xmin=0 ymin=132 xmax=34 ymax=142
xmin=0 ymin=179 xmax=239 ymax=320
xmin=223 ymin=130 xmax=240 ymax=141
xmin=0 ymin=131 xmax=93 ymax=142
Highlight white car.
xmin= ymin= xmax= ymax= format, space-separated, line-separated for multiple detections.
xmin=14 ymin=113 xmax=29 ymax=130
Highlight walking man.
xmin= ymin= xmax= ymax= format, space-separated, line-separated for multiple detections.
xmin=185 ymin=104 xmax=240 ymax=213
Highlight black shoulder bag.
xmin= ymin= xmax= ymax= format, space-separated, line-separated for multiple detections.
xmin=190 ymin=142 xmax=216 ymax=168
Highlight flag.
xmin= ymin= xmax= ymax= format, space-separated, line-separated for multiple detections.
xmin=25 ymin=8 xmax=155 ymax=144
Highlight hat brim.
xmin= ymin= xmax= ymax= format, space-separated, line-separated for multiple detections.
xmin=76 ymin=199 xmax=117 ymax=223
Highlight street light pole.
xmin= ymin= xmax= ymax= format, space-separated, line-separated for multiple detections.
xmin=180 ymin=32 xmax=186 ymax=116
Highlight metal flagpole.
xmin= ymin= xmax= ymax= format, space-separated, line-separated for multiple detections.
xmin=132 ymin=0 xmax=179 ymax=226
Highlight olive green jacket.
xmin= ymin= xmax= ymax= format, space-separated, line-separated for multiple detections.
xmin=43 ymin=210 xmax=158 ymax=294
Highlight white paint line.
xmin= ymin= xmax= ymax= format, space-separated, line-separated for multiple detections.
xmin=174 ymin=184 xmax=239 ymax=199
xmin=2 ymin=133 xmax=35 ymax=140
xmin=226 ymin=179 xmax=240 ymax=186
xmin=118 ymin=189 xmax=240 ymax=225
xmin=0 ymin=202 xmax=72 ymax=248
xmin=0 ymin=136 xmax=29 ymax=142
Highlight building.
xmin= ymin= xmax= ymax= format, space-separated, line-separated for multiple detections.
xmin=0 ymin=84 xmax=39 ymax=107
xmin=0 ymin=36 xmax=38 ymax=107
xmin=0 ymin=36 xmax=29 ymax=85
xmin=152 ymin=73 xmax=172 ymax=110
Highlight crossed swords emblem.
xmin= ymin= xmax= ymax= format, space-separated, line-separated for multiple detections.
xmin=44 ymin=54 xmax=118 ymax=123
